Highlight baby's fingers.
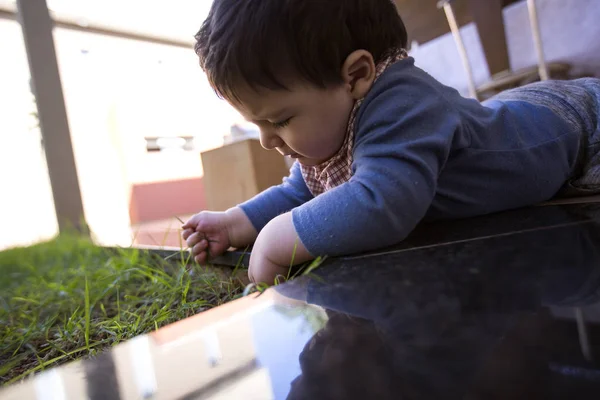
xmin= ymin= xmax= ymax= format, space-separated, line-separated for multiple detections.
xmin=182 ymin=228 xmax=194 ymax=241
xmin=194 ymin=252 xmax=208 ymax=265
xmin=186 ymin=231 xmax=205 ymax=249
xmin=192 ymin=239 xmax=209 ymax=257
xmin=181 ymin=216 xmax=201 ymax=230
xmin=207 ymin=240 xmax=227 ymax=259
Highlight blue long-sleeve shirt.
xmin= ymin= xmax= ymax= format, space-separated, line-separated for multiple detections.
xmin=240 ymin=57 xmax=598 ymax=257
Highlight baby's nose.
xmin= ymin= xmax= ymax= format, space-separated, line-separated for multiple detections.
xmin=260 ymin=130 xmax=284 ymax=150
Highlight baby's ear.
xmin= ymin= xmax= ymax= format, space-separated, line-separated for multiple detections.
xmin=341 ymin=50 xmax=376 ymax=100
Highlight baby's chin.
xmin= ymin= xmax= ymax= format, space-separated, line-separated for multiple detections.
xmin=297 ymin=158 xmax=326 ymax=167
xmin=297 ymin=158 xmax=321 ymax=167
xmin=296 ymin=153 xmax=337 ymax=167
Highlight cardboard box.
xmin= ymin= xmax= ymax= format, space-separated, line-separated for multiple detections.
xmin=201 ymin=139 xmax=290 ymax=211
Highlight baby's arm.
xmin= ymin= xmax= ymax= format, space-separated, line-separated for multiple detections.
xmin=237 ymin=161 xmax=314 ymax=232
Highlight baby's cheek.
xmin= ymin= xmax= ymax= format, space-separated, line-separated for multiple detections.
xmin=324 ymin=125 xmax=348 ymax=153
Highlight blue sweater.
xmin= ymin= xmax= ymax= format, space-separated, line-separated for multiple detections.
xmin=240 ymin=57 xmax=596 ymax=257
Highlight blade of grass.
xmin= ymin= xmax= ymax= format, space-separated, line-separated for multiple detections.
xmin=164 ymin=252 xmax=179 ymax=261
xmin=129 ymin=267 xmax=172 ymax=288
xmin=232 ymin=246 xmax=250 ymax=276
xmin=291 ymin=256 xmax=327 ymax=280
xmin=146 ymin=233 xmax=160 ymax=247
xmin=0 ymin=354 xmax=27 ymax=376
xmin=116 ymin=286 xmax=121 ymax=323
xmin=31 ymin=348 xmax=45 ymax=372
xmin=129 ymin=227 xmax=140 ymax=247
xmin=182 ymin=280 xmax=191 ymax=305
xmin=11 ymin=297 xmax=41 ymax=305
xmin=302 ymin=256 xmax=326 ymax=276
xmin=286 ymin=241 xmax=299 ymax=280
xmin=84 ymin=277 xmax=91 ymax=351
xmin=160 ymin=220 xmax=176 ymax=247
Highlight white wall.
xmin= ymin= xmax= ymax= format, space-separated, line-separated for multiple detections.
xmin=410 ymin=0 xmax=600 ymax=96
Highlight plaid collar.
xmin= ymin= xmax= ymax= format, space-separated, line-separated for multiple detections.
xmin=300 ymin=48 xmax=408 ymax=196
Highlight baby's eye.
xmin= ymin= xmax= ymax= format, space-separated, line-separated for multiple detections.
xmin=271 ymin=117 xmax=292 ymax=129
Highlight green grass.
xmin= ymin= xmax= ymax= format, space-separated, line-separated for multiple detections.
xmin=0 ymin=234 xmax=244 ymax=385
xmin=243 ymin=254 xmax=327 ymax=297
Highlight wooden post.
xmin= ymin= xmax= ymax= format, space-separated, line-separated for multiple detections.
xmin=439 ymin=0 xmax=478 ymax=99
xmin=527 ymin=0 xmax=549 ymax=81
xmin=16 ymin=0 xmax=88 ymax=234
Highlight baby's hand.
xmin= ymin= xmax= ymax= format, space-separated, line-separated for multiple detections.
xmin=182 ymin=212 xmax=232 ymax=264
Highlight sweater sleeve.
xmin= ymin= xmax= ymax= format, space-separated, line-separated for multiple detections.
xmin=292 ymin=77 xmax=463 ymax=256
xmin=239 ymin=161 xmax=314 ymax=232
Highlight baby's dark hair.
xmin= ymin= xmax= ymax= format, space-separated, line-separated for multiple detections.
xmin=194 ymin=0 xmax=408 ymax=101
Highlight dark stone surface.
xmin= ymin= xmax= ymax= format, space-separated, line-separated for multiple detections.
xmin=273 ymin=202 xmax=600 ymax=399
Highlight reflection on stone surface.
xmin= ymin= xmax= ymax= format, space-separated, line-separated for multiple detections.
xmin=84 ymin=352 xmax=121 ymax=400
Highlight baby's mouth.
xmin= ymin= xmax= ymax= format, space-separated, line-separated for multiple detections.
xmin=280 ymin=149 xmax=301 ymax=159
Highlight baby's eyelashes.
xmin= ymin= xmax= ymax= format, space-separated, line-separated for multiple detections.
xmin=271 ymin=117 xmax=293 ymax=129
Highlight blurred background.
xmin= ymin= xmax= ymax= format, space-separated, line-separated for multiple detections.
xmin=1 ymin=0 xmax=599 ymax=251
